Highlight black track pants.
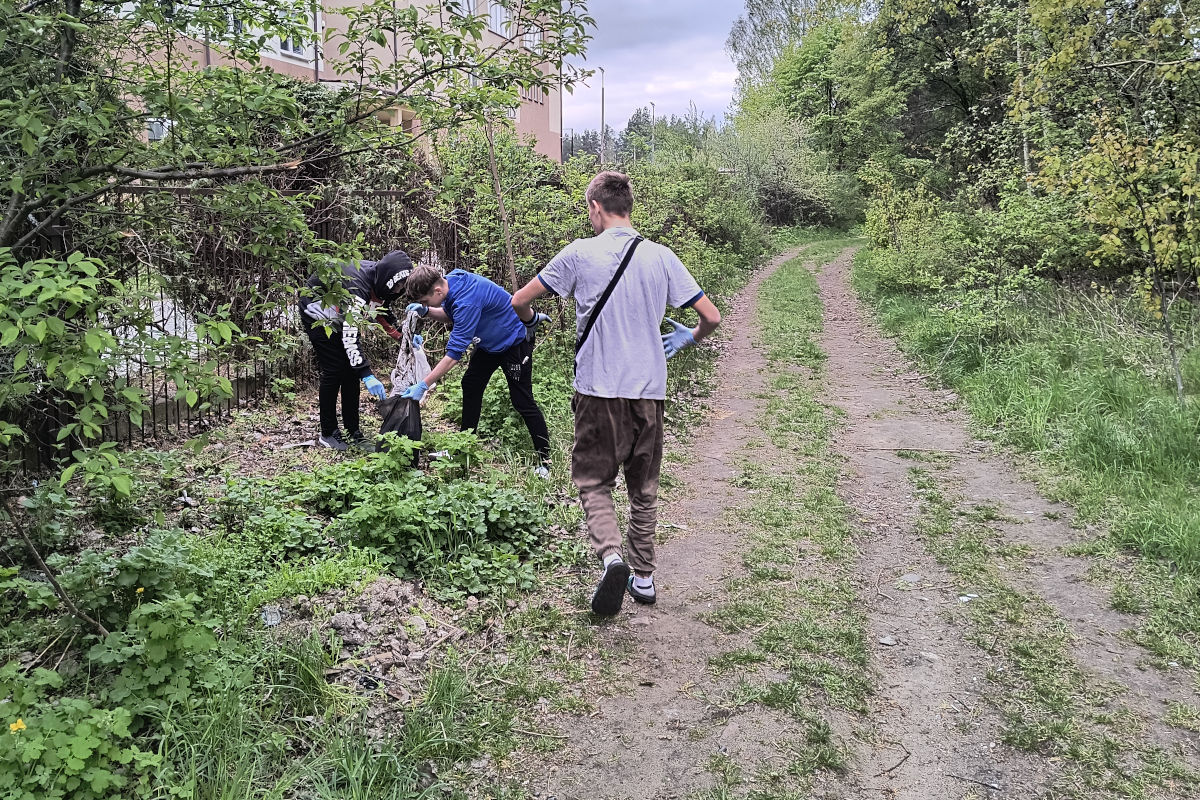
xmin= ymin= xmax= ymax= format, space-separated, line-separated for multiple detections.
xmin=460 ymin=338 xmax=550 ymax=461
xmin=302 ymin=313 xmax=362 ymax=437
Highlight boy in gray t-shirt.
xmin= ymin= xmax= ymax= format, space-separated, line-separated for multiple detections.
xmin=512 ymin=171 xmax=721 ymax=616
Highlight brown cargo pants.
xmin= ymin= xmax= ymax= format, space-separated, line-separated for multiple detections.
xmin=571 ymin=393 xmax=664 ymax=576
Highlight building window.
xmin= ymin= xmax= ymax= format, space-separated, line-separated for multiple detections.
xmin=147 ymin=118 xmax=171 ymax=142
xmin=278 ymin=12 xmax=315 ymax=58
xmin=488 ymin=1 xmax=511 ymax=35
xmin=279 ymin=33 xmax=307 ymax=56
xmin=523 ymin=27 xmax=542 ymax=50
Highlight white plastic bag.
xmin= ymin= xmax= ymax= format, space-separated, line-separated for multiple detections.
xmin=390 ymin=311 xmax=431 ymax=395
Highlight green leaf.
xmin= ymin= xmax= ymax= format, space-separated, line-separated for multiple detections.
xmin=110 ymin=474 xmax=132 ymax=498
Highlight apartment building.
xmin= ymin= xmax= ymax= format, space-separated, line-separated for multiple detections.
xmin=190 ymin=1 xmax=562 ymax=161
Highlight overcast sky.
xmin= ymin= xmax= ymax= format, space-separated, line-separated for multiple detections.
xmin=561 ymin=1 xmax=743 ymax=135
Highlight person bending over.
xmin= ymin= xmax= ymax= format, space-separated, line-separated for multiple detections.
xmin=299 ymin=250 xmax=413 ymax=452
xmin=402 ymin=266 xmax=551 ymax=474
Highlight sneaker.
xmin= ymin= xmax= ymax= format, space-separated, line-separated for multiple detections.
xmin=628 ymin=574 xmax=656 ymax=605
xmin=533 ymin=465 xmax=550 ymax=480
xmin=317 ymin=430 xmax=349 ymax=451
xmin=590 ymin=558 xmax=631 ymax=616
xmin=346 ymin=430 xmax=377 ymax=453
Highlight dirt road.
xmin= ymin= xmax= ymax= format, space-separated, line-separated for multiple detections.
xmin=519 ymin=244 xmax=1200 ymax=800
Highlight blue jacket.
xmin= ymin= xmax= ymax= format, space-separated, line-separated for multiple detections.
xmin=443 ymin=270 xmax=526 ymax=360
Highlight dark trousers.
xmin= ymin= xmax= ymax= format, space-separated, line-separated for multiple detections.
xmin=570 ymin=393 xmax=664 ymax=575
xmin=461 ymin=338 xmax=551 ymax=461
xmin=302 ymin=313 xmax=361 ymax=437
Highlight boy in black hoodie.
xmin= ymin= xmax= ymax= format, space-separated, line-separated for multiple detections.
xmin=298 ymin=250 xmax=413 ymax=451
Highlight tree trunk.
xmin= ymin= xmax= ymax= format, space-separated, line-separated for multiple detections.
xmin=484 ymin=121 xmax=518 ymax=292
xmin=1156 ymin=274 xmax=1187 ymax=404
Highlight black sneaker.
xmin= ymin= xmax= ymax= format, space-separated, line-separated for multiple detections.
xmin=627 ymin=574 xmax=656 ymax=605
xmin=317 ymin=430 xmax=349 ymax=451
xmin=590 ymin=558 xmax=631 ymax=616
xmin=345 ymin=430 xmax=377 ymax=453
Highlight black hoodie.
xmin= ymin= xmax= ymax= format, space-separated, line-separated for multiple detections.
xmin=300 ymin=250 xmax=414 ymax=377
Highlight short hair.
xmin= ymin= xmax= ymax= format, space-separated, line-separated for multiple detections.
xmin=405 ymin=265 xmax=444 ymax=300
xmin=586 ymin=171 xmax=634 ymax=216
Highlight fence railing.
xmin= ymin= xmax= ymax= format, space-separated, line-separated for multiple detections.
xmin=6 ymin=186 xmax=443 ymax=474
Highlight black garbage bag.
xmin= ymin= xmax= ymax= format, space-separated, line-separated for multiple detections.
xmin=376 ymin=395 xmax=422 ymax=465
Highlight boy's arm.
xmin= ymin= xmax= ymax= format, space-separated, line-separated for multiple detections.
xmin=689 ymin=294 xmax=721 ymax=342
xmin=424 ymin=355 xmax=459 ymax=387
xmin=511 ymin=277 xmax=550 ymax=322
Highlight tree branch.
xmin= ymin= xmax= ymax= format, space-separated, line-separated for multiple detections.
xmin=1090 ymin=55 xmax=1200 ymax=70
xmin=111 ymin=159 xmax=301 ymax=181
xmin=2 ymin=497 xmax=110 ymax=639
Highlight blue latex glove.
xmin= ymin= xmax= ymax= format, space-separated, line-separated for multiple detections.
xmin=400 ymin=380 xmax=428 ymax=402
xmin=523 ymin=311 xmax=550 ymax=340
xmin=406 ymin=302 xmax=429 ymax=318
xmin=412 ymin=334 xmax=424 ymax=349
xmin=363 ymin=375 xmax=386 ymax=400
xmin=662 ymin=318 xmax=695 ymax=360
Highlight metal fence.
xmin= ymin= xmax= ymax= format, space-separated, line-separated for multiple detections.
xmin=7 ymin=186 xmax=435 ymax=473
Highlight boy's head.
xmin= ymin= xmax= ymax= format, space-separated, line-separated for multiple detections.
xmin=406 ymin=265 xmax=449 ymax=306
xmin=585 ymin=171 xmax=634 ymax=233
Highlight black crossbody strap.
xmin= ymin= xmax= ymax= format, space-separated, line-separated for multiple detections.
xmin=575 ymin=236 xmax=643 ymax=368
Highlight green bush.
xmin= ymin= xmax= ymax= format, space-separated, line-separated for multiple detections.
xmin=50 ymin=531 xmax=212 ymax=629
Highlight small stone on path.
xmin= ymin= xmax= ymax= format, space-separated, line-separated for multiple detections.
xmin=878 ymin=636 xmax=898 ymax=646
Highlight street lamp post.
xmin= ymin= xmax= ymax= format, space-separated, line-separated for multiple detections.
xmin=599 ymin=66 xmax=606 ymax=164
xmin=650 ymin=101 xmax=655 ymax=163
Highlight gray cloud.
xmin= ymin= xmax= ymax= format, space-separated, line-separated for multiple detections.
xmin=562 ymin=1 xmax=743 ymax=135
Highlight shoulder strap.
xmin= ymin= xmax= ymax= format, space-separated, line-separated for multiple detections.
xmin=576 ymin=236 xmax=643 ymax=365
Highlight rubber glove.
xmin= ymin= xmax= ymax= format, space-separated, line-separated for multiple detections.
xmin=363 ymin=375 xmax=387 ymax=400
xmin=400 ymin=381 xmax=428 ymax=402
xmin=523 ymin=312 xmax=550 ymax=340
xmin=406 ymin=302 xmax=429 ymax=318
xmin=412 ymin=334 xmax=424 ymax=349
xmin=662 ymin=318 xmax=695 ymax=360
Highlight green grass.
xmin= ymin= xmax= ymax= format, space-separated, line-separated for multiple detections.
xmin=854 ymin=248 xmax=1200 ymax=564
xmin=853 ymin=248 xmax=1200 ymax=666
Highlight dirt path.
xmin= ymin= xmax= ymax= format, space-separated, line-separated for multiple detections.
xmin=518 ymin=243 xmax=1198 ymax=800
xmin=812 ymin=249 xmax=1200 ymax=797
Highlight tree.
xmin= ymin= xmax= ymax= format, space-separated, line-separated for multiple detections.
xmin=1 ymin=0 xmax=593 ymax=254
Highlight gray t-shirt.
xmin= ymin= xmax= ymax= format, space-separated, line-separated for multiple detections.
xmin=538 ymin=226 xmax=704 ymax=400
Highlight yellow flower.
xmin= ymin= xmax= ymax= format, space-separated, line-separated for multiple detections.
xmin=136 ymin=587 xmax=144 ymax=594
xmin=9 ymin=719 xmax=25 ymax=733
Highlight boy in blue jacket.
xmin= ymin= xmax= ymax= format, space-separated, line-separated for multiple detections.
xmin=401 ymin=266 xmax=551 ymax=473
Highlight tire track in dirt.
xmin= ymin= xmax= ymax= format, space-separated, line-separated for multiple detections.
xmin=810 ymin=249 xmax=1200 ymax=798
xmin=524 ymin=245 xmax=827 ymax=800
